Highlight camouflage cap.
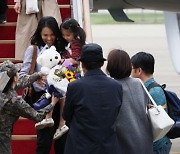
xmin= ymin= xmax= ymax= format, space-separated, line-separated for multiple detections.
xmin=0 ymin=60 xmax=23 ymax=78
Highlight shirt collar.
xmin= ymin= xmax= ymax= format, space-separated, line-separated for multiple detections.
xmin=39 ymin=44 xmax=49 ymax=54
xmin=84 ymin=68 xmax=106 ymax=77
xmin=144 ymin=77 xmax=155 ymax=88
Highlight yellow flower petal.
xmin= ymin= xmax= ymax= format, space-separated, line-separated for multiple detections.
xmin=70 ymin=78 xmax=76 ymax=82
xmin=65 ymin=71 xmax=74 ymax=79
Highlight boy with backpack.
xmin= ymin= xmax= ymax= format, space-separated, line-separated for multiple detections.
xmin=131 ymin=52 xmax=172 ymax=154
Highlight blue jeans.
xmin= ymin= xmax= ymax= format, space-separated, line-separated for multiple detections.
xmin=154 ymin=141 xmax=172 ymax=154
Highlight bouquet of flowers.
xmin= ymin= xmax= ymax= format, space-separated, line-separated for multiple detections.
xmin=54 ymin=60 xmax=81 ymax=82
xmin=47 ymin=59 xmax=81 ymax=95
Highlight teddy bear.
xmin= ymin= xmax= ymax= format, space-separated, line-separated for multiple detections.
xmin=33 ymin=46 xmax=80 ymax=133
xmin=33 ymin=45 xmax=80 ymax=110
xmin=36 ymin=46 xmax=61 ymax=75
xmin=33 ymin=45 xmax=66 ymax=110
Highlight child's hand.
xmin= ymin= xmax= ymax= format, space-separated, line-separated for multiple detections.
xmin=51 ymin=95 xmax=59 ymax=106
xmin=36 ymin=78 xmax=46 ymax=87
xmin=14 ymin=2 xmax=21 ymax=14
xmin=37 ymin=72 xmax=47 ymax=87
xmin=60 ymin=59 xmax=65 ymax=64
xmin=38 ymin=72 xmax=46 ymax=79
xmin=68 ymin=58 xmax=80 ymax=65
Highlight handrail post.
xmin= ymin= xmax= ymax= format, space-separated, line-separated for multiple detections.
xmin=82 ymin=0 xmax=93 ymax=43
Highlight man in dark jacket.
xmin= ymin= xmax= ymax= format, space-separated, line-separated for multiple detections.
xmin=63 ymin=43 xmax=123 ymax=154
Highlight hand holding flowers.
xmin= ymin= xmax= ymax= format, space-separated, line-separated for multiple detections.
xmin=47 ymin=59 xmax=81 ymax=95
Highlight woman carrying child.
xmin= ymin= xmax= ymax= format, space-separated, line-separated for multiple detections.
xmin=20 ymin=16 xmax=63 ymax=154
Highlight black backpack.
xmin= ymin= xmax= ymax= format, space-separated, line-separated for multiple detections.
xmin=147 ymin=82 xmax=180 ymax=139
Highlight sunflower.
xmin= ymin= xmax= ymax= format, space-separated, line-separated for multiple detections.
xmin=65 ymin=71 xmax=74 ymax=79
xmin=69 ymin=78 xmax=76 ymax=82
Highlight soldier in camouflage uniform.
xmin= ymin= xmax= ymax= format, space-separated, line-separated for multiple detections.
xmin=0 ymin=60 xmax=58 ymax=154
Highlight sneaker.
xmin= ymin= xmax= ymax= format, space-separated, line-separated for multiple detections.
xmin=0 ymin=14 xmax=7 ymax=24
xmin=35 ymin=118 xmax=54 ymax=129
xmin=53 ymin=125 xmax=69 ymax=140
xmin=0 ymin=20 xmax=6 ymax=24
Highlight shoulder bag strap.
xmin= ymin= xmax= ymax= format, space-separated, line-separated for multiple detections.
xmin=29 ymin=45 xmax=37 ymax=75
xmin=138 ymin=78 xmax=158 ymax=106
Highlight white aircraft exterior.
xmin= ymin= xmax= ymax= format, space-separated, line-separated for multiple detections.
xmin=90 ymin=0 xmax=180 ymax=74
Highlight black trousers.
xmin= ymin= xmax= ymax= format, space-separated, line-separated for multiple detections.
xmin=36 ymin=99 xmax=67 ymax=154
xmin=36 ymin=127 xmax=54 ymax=154
xmin=36 ymin=127 xmax=67 ymax=154
xmin=54 ymin=132 xmax=67 ymax=154
xmin=0 ymin=0 xmax=8 ymax=14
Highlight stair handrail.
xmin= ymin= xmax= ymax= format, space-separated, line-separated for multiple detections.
xmin=82 ymin=0 xmax=93 ymax=43
xmin=71 ymin=0 xmax=92 ymax=43
xmin=71 ymin=0 xmax=83 ymax=27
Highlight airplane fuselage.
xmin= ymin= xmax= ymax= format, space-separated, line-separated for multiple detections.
xmin=92 ymin=0 xmax=180 ymax=74
xmin=93 ymin=0 xmax=180 ymax=12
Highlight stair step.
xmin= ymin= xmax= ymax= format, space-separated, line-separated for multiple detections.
xmin=0 ymin=27 xmax=16 ymax=40
xmin=57 ymin=0 xmax=70 ymax=4
xmin=12 ymin=135 xmax=37 ymax=140
xmin=6 ymin=8 xmax=17 ymax=22
xmin=8 ymin=0 xmax=70 ymax=4
xmin=58 ymin=4 xmax=71 ymax=8
xmin=0 ymin=22 xmax=16 ymax=26
xmin=5 ymin=4 xmax=71 ymax=23
xmin=0 ymin=43 xmax=15 ymax=58
xmin=7 ymin=4 xmax=71 ymax=9
xmin=11 ymin=140 xmax=37 ymax=153
xmin=13 ymin=118 xmax=36 ymax=135
xmin=0 ymin=58 xmax=21 ymax=62
xmin=0 ymin=40 xmax=15 ymax=44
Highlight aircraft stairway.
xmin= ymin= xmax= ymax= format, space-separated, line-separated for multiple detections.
xmin=0 ymin=0 xmax=71 ymax=153
xmin=0 ymin=0 xmax=92 ymax=153
xmin=0 ymin=0 xmax=71 ymax=61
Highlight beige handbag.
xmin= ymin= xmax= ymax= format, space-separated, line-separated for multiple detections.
xmin=139 ymin=79 xmax=174 ymax=142
xmin=26 ymin=0 xmax=39 ymax=14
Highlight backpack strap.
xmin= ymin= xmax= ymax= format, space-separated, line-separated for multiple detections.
xmin=147 ymin=82 xmax=166 ymax=91
xmin=147 ymin=82 xmax=160 ymax=91
xmin=147 ymin=82 xmax=168 ymax=109
xmin=29 ymin=45 xmax=37 ymax=75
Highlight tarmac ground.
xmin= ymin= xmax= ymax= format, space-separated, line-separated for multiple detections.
xmin=91 ymin=24 xmax=180 ymax=153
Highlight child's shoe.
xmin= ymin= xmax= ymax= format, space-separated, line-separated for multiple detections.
xmin=35 ymin=118 xmax=54 ymax=129
xmin=53 ymin=125 xmax=69 ymax=140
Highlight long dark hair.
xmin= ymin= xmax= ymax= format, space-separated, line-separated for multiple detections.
xmin=31 ymin=16 xmax=61 ymax=51
xmin=60 ymin=18 xmax=86 ymax=45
